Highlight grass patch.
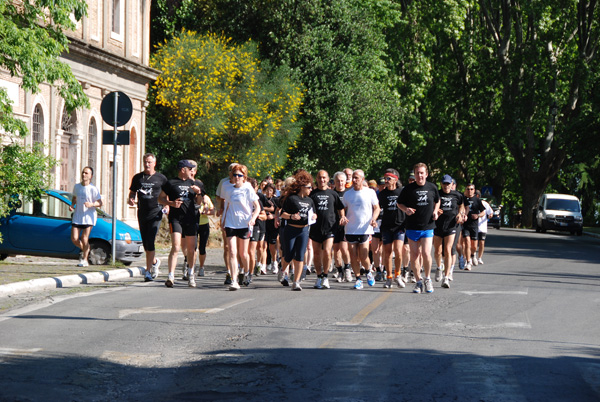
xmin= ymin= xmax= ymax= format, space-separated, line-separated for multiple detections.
xmin=584 ymin=226 xmax=600 ymax=234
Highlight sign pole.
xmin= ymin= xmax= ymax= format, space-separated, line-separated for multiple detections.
xmin=100 ymin=90 xmax=133 ymax=266
xmin=111 ymin=92 xmax=118 ymax=265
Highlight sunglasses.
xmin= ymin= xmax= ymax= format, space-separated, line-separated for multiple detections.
xmin=233 ymin=173 xmax=244 ymax=178
xmin=385 ymin=177 xmax=395 ymax=181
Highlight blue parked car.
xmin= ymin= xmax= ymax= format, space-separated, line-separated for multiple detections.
xmin=0 ymin=190 xmax=143 ymax=265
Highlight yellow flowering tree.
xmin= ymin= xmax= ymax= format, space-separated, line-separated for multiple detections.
xmin=151 ymin=31 xmax=303 ymax=180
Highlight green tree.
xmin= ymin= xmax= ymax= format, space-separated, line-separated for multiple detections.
xmin=150 ymin=31 xmax=303 ymax=186
xmin=148 ymin=0 xmax=406 ymax=176
xmin=0 ymin=0 xmax=89 ymax=236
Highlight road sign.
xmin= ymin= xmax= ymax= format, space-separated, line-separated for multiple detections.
xmin=481 ymin=186 xmax=493 ymax=197
xmin=100 ymin=91 xmax=133 ymax=127
xmin=102 ymin=130 xmax=130 ymax=145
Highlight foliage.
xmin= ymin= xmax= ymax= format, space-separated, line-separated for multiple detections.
xmin=0 ymin=0 xmax=89 ymax=233
xmin=150 ymin=31 xmax=303 ymax=185
xmin=147 ymin=1 xmax=600 ymax=224
xmin=0 ymin=0 xmax=89 ymax=135
xmin=0 ymin=143 xmax=58 ymax=241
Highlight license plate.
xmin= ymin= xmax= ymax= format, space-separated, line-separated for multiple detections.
xmin=139 ymin=246 xmax=145 ymax=252
xmin=559 ymin=222 xmax=567 ymax=226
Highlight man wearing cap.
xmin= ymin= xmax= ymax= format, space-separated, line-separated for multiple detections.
xmin=433 ymin=174 xmax=467 ymax=288
xmin=378 ymin=168 xmax=406 ymax=289
xmin=158 ymin=159 xmax=204 ymax=288
xmin=397 ymin=163 xmax=440 ymax=293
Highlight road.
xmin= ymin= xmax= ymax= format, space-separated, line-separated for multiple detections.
xmin=0 ymin=229 xmax=599 ymax=401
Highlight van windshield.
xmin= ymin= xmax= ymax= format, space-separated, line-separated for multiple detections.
xmin=546 ymin=199 xmax=580 ymax=212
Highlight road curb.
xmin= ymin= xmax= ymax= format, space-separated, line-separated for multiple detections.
xmin=583 ymin=231 xmax=600 ymax=239
xmin=0 ymin=267 xmax=146 ymax=298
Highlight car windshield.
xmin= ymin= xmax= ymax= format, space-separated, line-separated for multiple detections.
xmin=546 ymin=199 xmax=580 ymax=212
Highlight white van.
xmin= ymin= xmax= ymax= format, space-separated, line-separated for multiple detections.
xmin=534 ymin=193 xmax=583 ymax=235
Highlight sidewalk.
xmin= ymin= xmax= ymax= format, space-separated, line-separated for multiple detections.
xmin=0 ymin=246 xmax=226 ymax=298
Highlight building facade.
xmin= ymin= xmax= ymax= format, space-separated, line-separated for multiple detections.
xmin=0 ymin=0 xmax=159 ymax=226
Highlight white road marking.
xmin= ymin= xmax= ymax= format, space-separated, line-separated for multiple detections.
xmin=0 ymin=347 xmax=43 ymax=363
xmin=118 ymin=298 xmax=252 ymax=318
xmin=459 ymin=290 xmax=528 ymax=296
xmin=335 ymin=321 xmax=531 ymax=329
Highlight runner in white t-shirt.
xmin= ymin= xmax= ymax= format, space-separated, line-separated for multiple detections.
xmin=341 ymin=169 xmax=380 ymax=290
xmin=476 ymin=192 xmax=494 ymax=265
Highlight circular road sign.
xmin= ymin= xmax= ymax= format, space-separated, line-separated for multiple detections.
xmin=101 ymin=91 xmax=133 ymax=127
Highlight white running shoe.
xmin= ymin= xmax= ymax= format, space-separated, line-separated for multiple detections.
xmin=394 ymin=276 xmax=406 ymax=288
xmin=229 ymin=281 xmax=240 ymax=291
xmin=188 ymin=274 xmax=196 ymax=288
xmin=464 ymin=262 xmax=472 ymax=271
xmin=344 ymin=268 xmax=353 ymax=282
xmin=277 ymin=269 xmax=284 ymax=282
xmin=292 ymin=282 xmax=302 ymax=291
xmin=313 ymin=277 xmax=323 ymax=289
xmin=478 ymin=258 xmax=484 ymax=265
xmin=77 ymin=259 xmax=88 ymax=267
xmin=197 ymin=267 xmax=205 ymax=277
xmin=151 ymin=258 xmax=161 ymax=279
xmin=472 ymin=257 xmax=478 ymax=266
xmin=442 ymin=277 xmax=450 ymax=288
xmin=448 ymin=269 xmax=454 ymax=281
xmin=435 ymin=267 xmax=443 ymax=282
xmin=321 ymin=277 xmax=330 ymax=289
xmin=424 ymin=278 xmax=434 ymax=293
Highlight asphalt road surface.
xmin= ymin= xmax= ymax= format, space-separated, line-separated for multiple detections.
xmin=0 ymin=229 xmax=599 ymax=401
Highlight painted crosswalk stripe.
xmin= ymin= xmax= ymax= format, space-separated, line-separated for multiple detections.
xmin=118 ymin=298 xmax=252 ymax=318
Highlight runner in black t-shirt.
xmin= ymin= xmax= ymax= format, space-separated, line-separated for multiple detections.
xmin=377 ymin=168 xmax=406 ymax=289
xmin=433 ymin=175 xmax=467 ymax=288
xmin=397 ymin=163 xmax=440 ymax=294
xmin=128 ymin=153 xmax=168 ymax=282
xmin=248 ymin=178 xmax=267 ymax=281
xmin=309 ymin=170 xmax=346 ymax=289
xmin=280 ymin=170 xmax=317 ymax=291
xmin=332 ymin=171 xmax=352 ymax=283
xmin=462 ymin=184 xmax=486 ymax=271
xmin=263 ymin=184 xmax=280 ymax=274
xmin=158 ymin=160 xmax=203 ymax=288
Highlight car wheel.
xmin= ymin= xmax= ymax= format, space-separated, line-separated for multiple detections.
xmin=577 ymin=230 xmax=583 ymax=236
xmin=534 ymin=220 xmax=540 ymax=233
xmin=123 ymin=261 xmax=132 ymax=266
xmin=88 ymin=241 xmax=111 ymax=265
xmin=0 ymin=254 xmax=7 ymax=261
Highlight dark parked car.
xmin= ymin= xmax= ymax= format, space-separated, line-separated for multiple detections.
xmin=0 ymin=190 xmax=143 ymax=265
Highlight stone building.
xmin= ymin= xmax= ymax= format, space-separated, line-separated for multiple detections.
xmin=0 ymin=0 xmax=159 ymax=226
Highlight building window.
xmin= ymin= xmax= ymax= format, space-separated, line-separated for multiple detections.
xmin=32 ymin=104 xmax=43 ymax=144
xmin=111 ymin=0 xmax=123 ymax=39
xmin=88 ymin=117 xmax=97 ymax=168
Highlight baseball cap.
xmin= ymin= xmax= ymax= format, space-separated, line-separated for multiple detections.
xmin=378 ymin=177 xmax=385 ymax=185
xmin=177 ymin=160 xmax=195 ymax=169
xmin=442 ymin=174 xmax=453 ymax=184
xmin=408 ymin=172 xmax=416 ymax=181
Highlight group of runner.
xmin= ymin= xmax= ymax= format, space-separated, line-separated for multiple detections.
xmin=127 ymin=155 xmax=494 ymax=293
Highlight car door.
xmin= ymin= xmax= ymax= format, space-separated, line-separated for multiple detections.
xmin=7 ymin=193 xmax=76 ymax=253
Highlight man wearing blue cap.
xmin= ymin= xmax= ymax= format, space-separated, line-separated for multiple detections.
xmin=433 ymin=174 xmax=467 ymax=288
xmin=158 ymin=159 xmax=204 ymax=288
